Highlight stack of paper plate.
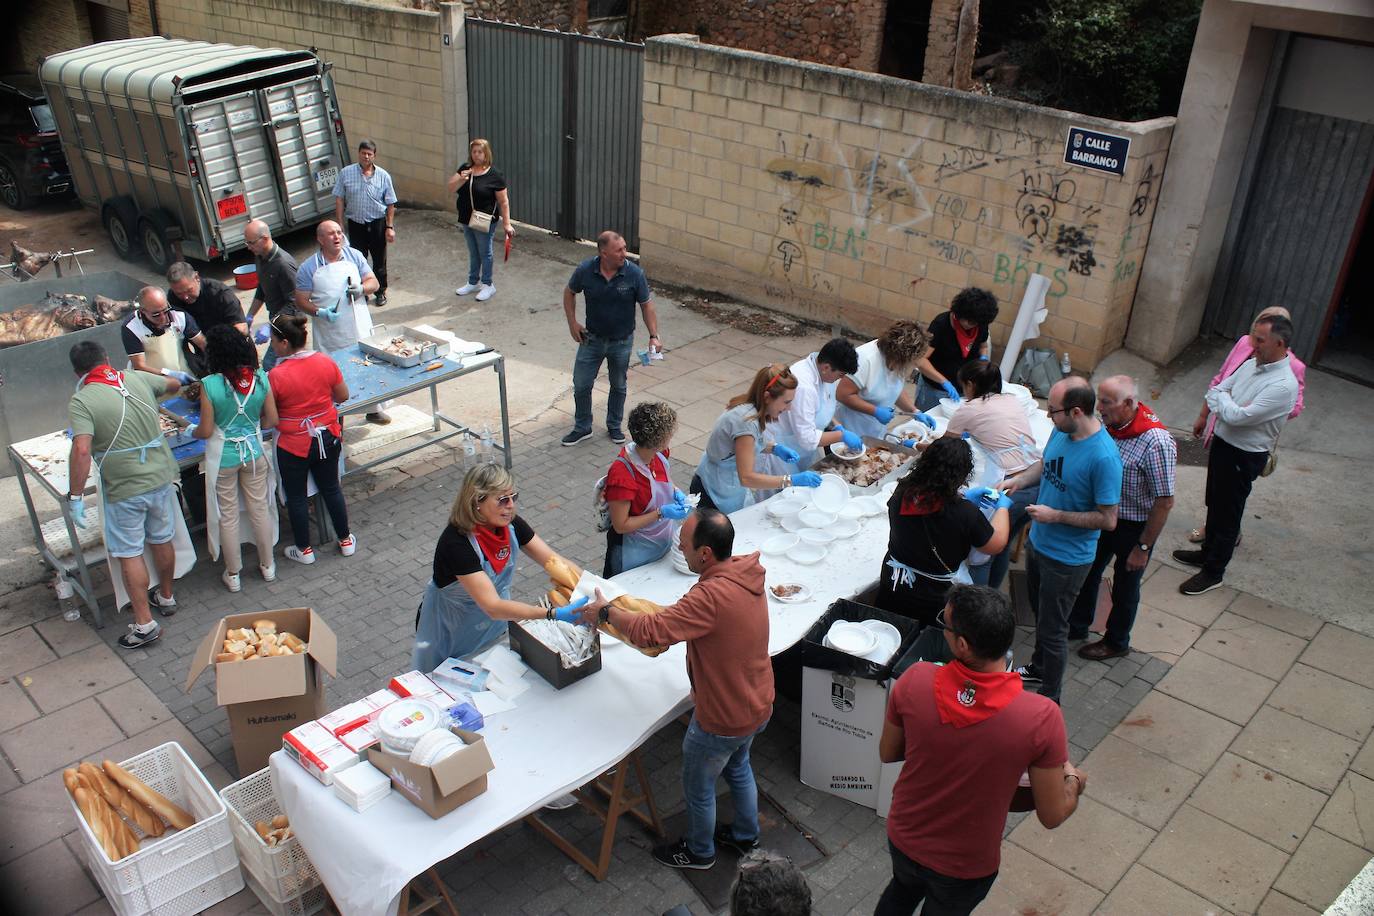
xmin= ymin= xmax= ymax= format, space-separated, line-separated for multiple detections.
xmin=823 ymin=621 xmax=878 ymax=657
xmin=812 ymin=474 xmax=850 ymax=514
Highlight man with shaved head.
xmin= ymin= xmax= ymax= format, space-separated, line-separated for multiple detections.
xmin=1000 ymin=376 xmax=1122 ymax=704
xmin=243 ymin=219 xmax=298 ymax=369
xmin=1068 ymin=375 xmax=1176 ymax=660
xmin=121 ymin=286 xmax=204 ymax=382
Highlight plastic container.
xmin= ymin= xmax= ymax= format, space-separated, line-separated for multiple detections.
xmin=70 ymin=742 xmax=242 ymax=916
xmin=242 ymin=868 xmax=329 ymax=916
xmin=761 ymin=533 xmax=800 ymax=555
xmin=232 ymin=264 xmax=259 ymax=290
xmin=377 ymin=697 xmax=441 ymax=755
xmin=219 ymin=768 xmax=321 ymax=905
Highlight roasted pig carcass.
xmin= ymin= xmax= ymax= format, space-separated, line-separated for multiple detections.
xmin=92 ymin=294 xmax=136 ymax=324
xmin=0 ymin=291 xmax=132 ymax=347
xmin=8 ymin=242 xmax=59 ymax=280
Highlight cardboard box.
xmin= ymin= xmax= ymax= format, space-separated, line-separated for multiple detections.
xmin=282 ymin=720 xmax=360 ymax=785
xmin=367 ymin=727 xmax=494 ymax=818
xmin=185 ymin=608 xmax=338 ymax=775
xmin=507 ymin=621 xmax=601 ymax=689
xmin=388 ymin=671 xmax=455 ymax=704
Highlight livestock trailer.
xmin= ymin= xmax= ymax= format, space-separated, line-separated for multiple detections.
xmin=39 ymin=37 xmax=351 ymax=271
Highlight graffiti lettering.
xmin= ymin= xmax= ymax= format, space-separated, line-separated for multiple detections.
xmin=929 ymin=239 xmax=982 ymax=270
xmin=1130 ymin=162 xmax=1156 ymax=217
xmin=933 ymin=194 xmax=989 ymax=226
xmin=935 ymin=145 xmax=990 ymax=183
xmin=1052 ymin=224 xmax=1098 ymax=277
xmin=994 ymin=253 xmax=1069 ymax=298
xmin=1016 ymin=168 xmax=1077 ymax=244
xmin=1113 ymin=260 xmax=1136 ymax=281
xmin=813 ymin=223 xmax=867 ymax=258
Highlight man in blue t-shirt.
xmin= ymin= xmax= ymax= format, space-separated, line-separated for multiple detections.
xmin=560 ymin=230 xmax=659 ymax=447
xmin=1002 ymin=377 xmax=1122 ymax=704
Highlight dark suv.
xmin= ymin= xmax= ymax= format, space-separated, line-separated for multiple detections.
xmin=0 ymin=75 xmax=71 ymax=210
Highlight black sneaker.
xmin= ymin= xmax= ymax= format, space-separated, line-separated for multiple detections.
xmin=652 ymin=838 xmax=715 ymax=870
xmin=1014 ymin=664 xmax=1043 ymax=684
xmin=374 ymin=291 xmax=387 ymax=306
xmin=149 ymin=589 xmax=177 ymax=618
xmin=1179 ymin=571 xmax=1224 ymax=595
xmin=561 ymin=429 xmax=593 ymax=447
xmin=1172 ymin=548 xmax=1205 ymax=567
xmin=118 ymin=621 xmax=161 ymax=649
xmin=608 ymin=429 xmax=627 ymax=445
xmin=714 ymin=824 xmax=760 ymax=855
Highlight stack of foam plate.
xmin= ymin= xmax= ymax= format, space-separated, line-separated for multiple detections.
xmin=812 ymin=473 xmax=850 ymax=515
xmin=823 ymin=621 xmax=877 ymax=658
xmin=766 ymin=495 xmax=809 ymax=526
xmin=1003 ymin=383 xmax=1038 ymax=416
xmin=858 ymin=619 xmax=902 ymax=664
xmin=670 ymin=538 xmax=694 ymax=575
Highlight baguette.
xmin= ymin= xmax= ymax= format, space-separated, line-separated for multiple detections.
xmin=544 ymin=555 xmax=582 ymax=592
xmin=80 ymin=761 xmax=165 ymax=838
xmin=74 ymin=786 xmax=138 ymax=861
xmin=63 ymin=767 xmax=82 ymax=797
xmin=546 ymin=589 xmax=569 ymax=608
xmin=598 ymin=620 xmax=669 ymax=657
xmin=611 ymin=594 xmax=663 ymax=616
xmin=102 ymin=760 xmax=195 ymax=830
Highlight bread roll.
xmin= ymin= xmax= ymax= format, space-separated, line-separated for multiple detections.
xmin=80 ymin=761 xmax=165 ymax=838
xmin=255 ymin=820 xmax=274 ymax=844
xmin=271 ymin=814 xmax=289 ymax=830
xmin=544 ymin=555 xmax=582 ymax=591
xmin=280 ymin=632 xmax=305 ymax=652
xmin=102 ymin=760 xmax=195 ymax=830
xmin=252 ymin=619 xmax=277 ymax=635
xmin=216 ymin=652 xmax=243 ymax=663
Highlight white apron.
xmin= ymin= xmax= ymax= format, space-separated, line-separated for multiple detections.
xmin=616 ymin=449 xmax=676 ymax=571
xmin=203 ymin=375 xmax=280 ymax=562
xmin=832 ymin=357 xmax=906 ymax=441
xmin=308 ymin=257 xmax=374 ymax=354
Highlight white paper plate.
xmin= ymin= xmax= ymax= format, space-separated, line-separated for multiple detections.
xmin=781 ymin=514 xmax=807 ymax=532
xmin=798 ymin=506 xmax=838 ymax=529
xmin=799 ymin=527 xmax=835 ymax=547
xmin=850 ymin=495 xmax=886 ymax=517
xmin=768 ymin=582 xmax=813 ymax=603
xmin=832 ymin=518 xmax=862 ymax=539
xmin=828 ymin=441 xmax=866 ymax=461
xmin=824 ymin=621 xmax=878 ymax=656
xmin=762 ymin=533 xmax=800 ymax=554
xmin=812 ymin=473 xmax=850 ymax=514
xmin=766 ymin=496 xmax=809 ymax=518
xmin=790 ymin=542 xmax=827 ymax=565
xmin=838 ymin=502 xmax=866 ymax=520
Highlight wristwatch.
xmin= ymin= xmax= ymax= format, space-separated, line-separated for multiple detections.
xmin=598 ymin=606 xmax=611 ymax=624
xmin=1137 ymin=543 xmax=1152 ymax=552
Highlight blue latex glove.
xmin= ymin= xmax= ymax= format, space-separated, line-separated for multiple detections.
xmin=161 ymin=368 xmax=195 ymax=386
xmin=900 ymin=438 xmax=917 ymax=449
xmin=772 ymin=443 xmax=800 ymax=464
xmin=873 ymin=405 xmax=895 ymax=424
xmin=253 ymin=325 xmax=272 ymax=345
xmin=659 ymin=502 xmax=690 ymax=521
xmin=70 ymin=496 xmax=87 ymax=527
xmin=837 ymin=426 xmax=862 ymax=450
xmin=317 ymin=306 xmax=339 ymax=323
xmin=792 ymin=471 xmax=822 ymax=488
xmin=995 ymin=493 xmax=1014 ymax=510
xmin=672 ymin=488 xmax=688 ymax=506
xmin=940 ymin=381 xmax=962 ymax=403
xmin=963 ymin=486 xmax=998 ymax=506
xmin=913 ymin=412 xmax=936 ymax=430
xmin=978 ymin=353 xmax=990 ymax=361
xmin=554 ymin=596 xmax=591 ymax=624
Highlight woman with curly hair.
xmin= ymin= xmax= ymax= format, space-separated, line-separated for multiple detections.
xmin=691 ymin=363 xmax=823 ymax=513
xmin=602 ymin=401 xmax=690 ymax=576
xmin=878 ymin=437 xmax=1011 ymax=626
xmin=914 ymin=286 xmax=1000 ymax=411
xmin=192 ymin=324 xmax=279 ymax=592
xmin=833 ymin=320 xmax=935 ymax=440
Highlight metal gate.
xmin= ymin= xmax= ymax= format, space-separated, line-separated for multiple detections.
xmin=466 ymin=19 xmax=643 ymax=250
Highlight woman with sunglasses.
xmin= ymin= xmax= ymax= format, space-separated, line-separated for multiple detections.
xmin=266 ymin=315 xmax=355 ymax=565
xmin=413 ymin=462 xmax=587 ymax=671
xmin=690 ymin=363 xmax=823 ymax=514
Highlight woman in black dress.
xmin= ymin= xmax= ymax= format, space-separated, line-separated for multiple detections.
xmin=447 ymin=137 xmax=513 ymax=302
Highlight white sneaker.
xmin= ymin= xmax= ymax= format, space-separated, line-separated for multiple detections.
xmin=455 ymin=283 xmax=479 ymax=296
xmin=339 ymin=535 xmax=357 ymax=557
xmin=476 ymin=284 xmax=495 ymax=302
xmin=260 ymin=563 xmax=277 ymax=582
xmin=222 ymin=571 xmax=241 ymax=593
xmin=285 ymin=545 xmax=316 ymax=565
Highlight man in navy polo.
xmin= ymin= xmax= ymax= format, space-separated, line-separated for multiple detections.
xmin=561 ymin=230 xmax=660 ymax=446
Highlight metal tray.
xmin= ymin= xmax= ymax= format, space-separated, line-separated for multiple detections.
xmin=158 ymin=407 xmax=197 ymax=449
xmin=357 ymin=324 xmax=451 ymax=368
xmin=812 ymin=435 xmax=918 ymax=493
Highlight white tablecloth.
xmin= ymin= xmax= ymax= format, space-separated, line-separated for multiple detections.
xmin=273 ymin=497 xmax=893 ymax=916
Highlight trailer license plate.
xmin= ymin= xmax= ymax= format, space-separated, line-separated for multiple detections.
xmin=216 ymin=194 xmax=247 ymax=221
xmin=315 ymin=166 xmax=338 ymax=191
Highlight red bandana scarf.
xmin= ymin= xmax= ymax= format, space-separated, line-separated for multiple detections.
xmin=81 ymin=365 xmax=125 ymax=389
xmin=229 ymin=366 xmax=255 ymax=395
xmin=899 ymin=491 xmax=944 ymax=517
xmin=1107 ymin=402 xmax=1168 ymax=440
xmin=951 ymin=316 xmax=980 ymax=358
xmin=934 ymin=659 xmax=1024 ymax=727
xmin=473 ymin=525 xmax=513 ymax=574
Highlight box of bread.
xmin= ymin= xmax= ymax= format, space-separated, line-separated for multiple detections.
xmin=185 ymin=609 xmax=339 ymax=775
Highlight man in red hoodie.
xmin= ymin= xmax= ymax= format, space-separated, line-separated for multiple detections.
xmin=582 ymin=508 xmax=773 ymax=870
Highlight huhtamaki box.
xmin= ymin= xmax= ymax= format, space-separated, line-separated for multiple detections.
xmin=367 ymin=727 xmax=494 ymax=819
xmin=185 ymin=608 xmax=339 ymax=775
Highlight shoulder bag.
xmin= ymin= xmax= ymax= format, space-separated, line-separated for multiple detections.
xmin=467 ymin=172 xmax=495 ymax=234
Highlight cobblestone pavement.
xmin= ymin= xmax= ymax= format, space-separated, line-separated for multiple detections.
xmin=2 ymin=325 xmax=1371 ymax=914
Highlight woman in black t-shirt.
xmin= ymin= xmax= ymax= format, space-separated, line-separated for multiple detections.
xmin=412 ymin=463 xmax=585 ymax=672
xmin=446 ymin=137 xmax=513 ymax=302
xmin=914 ymin=287 xmax=1000 ymax=411
xmin=877 ymin=438 xmax=1011 ymax=627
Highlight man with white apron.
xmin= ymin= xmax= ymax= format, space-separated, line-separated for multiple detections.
xmin=770 ymin=339 xmax=861 ymax=470
xmin=603 ymin=448 xmax=688 ymax=577
xmin=293 ymin=220 xmax=391 ymax=424
xmin=833 ymin=339 xmax=914 ymax=440
xmin=66 ymin=341 xmax=197 ymax=649
xmin=413 ymin=526 xmax=522 ymax=672
xmin=120 ymin=286 xmax=203 ymax=387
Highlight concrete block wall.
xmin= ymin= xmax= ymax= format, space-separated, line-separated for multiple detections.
xmin=639 ymin=36 xmax=1175 ymax=370
xmin=9 ymin=0 xmax=156 ymax=73
xmin=159 ymin=0 xmax=452 ymax=208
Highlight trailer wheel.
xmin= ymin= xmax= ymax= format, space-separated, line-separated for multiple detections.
xmin=102 ymin=198 xmax=142 ymax=261
xmin=138 ymin=212 xmax=181 ymax=273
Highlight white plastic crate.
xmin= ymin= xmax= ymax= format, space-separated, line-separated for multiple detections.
xmin=219 ymin=768 xmax=320 ymax=903
xmin=67 ymin=742 xmax=243 ymax=916
xmin=242 ymin=867 xmax=329 ymax=916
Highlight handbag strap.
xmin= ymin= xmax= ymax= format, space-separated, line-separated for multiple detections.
xmin=467 ymin=169 xmax=496 ymax=216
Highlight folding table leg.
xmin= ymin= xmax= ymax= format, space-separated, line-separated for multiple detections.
xmin=398 ymin=868 xmax=459 ymax=916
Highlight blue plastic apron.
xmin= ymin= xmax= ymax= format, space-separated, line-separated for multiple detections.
xmin=617 ymin=450 xmax=675 ymax=572
xmin=697 ymin=447 xmax=757 ymax=515
xmin=412 ymin=526 xmax=520 ymax=672
xmin=832 ymin=353 xmax=905 ymax=440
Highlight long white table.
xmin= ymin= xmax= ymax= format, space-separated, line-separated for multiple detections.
xmin=271 ymin=495 xmax=894 ymax=916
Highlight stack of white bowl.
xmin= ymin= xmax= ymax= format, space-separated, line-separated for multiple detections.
xmin=1002 ymin=382 xmax=1038 ymax=417
xmin=823 ymin=618 xmax=902 ymax=664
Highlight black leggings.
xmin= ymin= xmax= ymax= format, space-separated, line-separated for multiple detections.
xmin=277 ymin=433 xmax=349 ymax=549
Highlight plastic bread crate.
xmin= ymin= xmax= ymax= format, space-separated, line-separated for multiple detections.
xmin=219 ymin=768 xmax=321 ymax=903
xmin=67 ymin=742 xmax=243 ymax=916
xmin=242 ymin=867 xmax=329 ymax=916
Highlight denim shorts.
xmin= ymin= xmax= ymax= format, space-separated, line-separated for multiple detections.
xmin=103 ymin=483 xmax=176 ymax=559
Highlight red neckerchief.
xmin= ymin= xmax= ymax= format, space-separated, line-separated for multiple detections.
xmin=934 ymin=659 xmax=1024 ymax=727
xmin=951 ymin=315 xmax=979 ymax=358
xmin=473 ymin=524 xmax=513 ymax=575
xmin=230 ymin=366 xmax=255 ymax=395
xmin=1107 ymin=402 xmax=1168 ymax=440
xmin=81 ymin=365 xmax=124 ymax=389
xmin=899 ymin=491 xmax=944 ymax=517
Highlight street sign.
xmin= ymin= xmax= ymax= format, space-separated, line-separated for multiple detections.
xmin=1063 ymin=127 xmax=1130 ymax=176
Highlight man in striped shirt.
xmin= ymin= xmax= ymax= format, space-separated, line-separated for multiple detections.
xmin=333 ymin=139 xmax=396 ymax=306
xmin=1070 ymin=375 xmax=1176 ymax=659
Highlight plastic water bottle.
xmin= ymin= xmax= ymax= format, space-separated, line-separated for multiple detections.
xmin=1060 ymin=352 xmax=1072 ymax=375
xmin=479 ymin=425 xmax=493 ymax=456
xmin=56 ymin=575 xmax=80 ymax=622
xmin=462 ymin=433 xmax=477 ymax=459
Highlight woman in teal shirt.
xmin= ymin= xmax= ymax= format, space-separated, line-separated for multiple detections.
xmin=193 ymin=325 xmax=279 ymax=592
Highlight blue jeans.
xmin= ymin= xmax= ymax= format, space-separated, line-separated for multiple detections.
xmin=914 ymin=376 xmax=944 ymax=411
xmin=1067 ymin=518 xmax=1148 ymax=648
xmin=571 ymin=332 xmax=633 ymax=434
xmin=682 ymin=713 xmax=769 ymax=859
xmin=1026 ymin=543 xmax=1091 ymax=705
xmin=977 ymin=482 xmax=1038 ymax=588
xmin=463 ymin=224 xmax=495 ymax=285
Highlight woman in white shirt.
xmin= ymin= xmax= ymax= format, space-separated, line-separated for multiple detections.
xmin=832 ymin=320 xmax=933 ymax=440
xmin=771 ymin=338 xmax=860 ymax=470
